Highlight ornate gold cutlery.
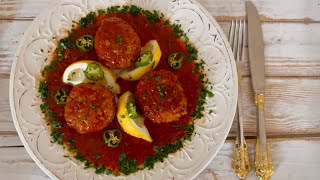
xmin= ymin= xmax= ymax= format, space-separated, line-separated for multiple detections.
xmin=246 ymin=1 xmax=274 ymax=179
xmin=229 ymin=20 xmax=251 ymax=179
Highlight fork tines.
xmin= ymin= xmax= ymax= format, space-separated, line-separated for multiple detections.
xmin=229 ymin=20 xmax=246 ymax=62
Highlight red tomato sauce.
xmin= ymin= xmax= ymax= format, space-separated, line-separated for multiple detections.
xmin=44 ymin=13 xmax=201 ymax=172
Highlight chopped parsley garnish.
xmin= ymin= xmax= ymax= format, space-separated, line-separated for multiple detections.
xmin=105 ymin=5 xmax=163 ymax=23
xmin=155 ymin=75 xmax=162 ymax=81
xmin=67 ymin=139 xmax=75 ymax=144
xmin=159 ymin=84 xmax=165 ymax=89
xmin=40 ymin=98 xmax=63 ymax=144
xmin=118 ymin=153 xmax=140 ymax=175
xmin=128 ymin=5 xmax=142 ymax=15
xmin=75 ymin=152 xmax=87 ymax=162
xmin=119 ymin=6 xmax=129 ymax=13
xmin=184 ymin=35 xmax=189 ymax=43
xmin=69 ymin=144 xmax=76 ymax=152
xmin=192 ymin=86 xmax=214 ymax=119
xmin=186 ymin=44 xmax=198 ymax=62
xmin=40 ymin=103 xmax=49 ymax=113
xmin=51 ymin=131 xmax=63 ymax=144
xmin=156 ymin=83 xmax=166 ymax=99
xmin=159 ymin=92 xmax=165 ymax=99
xmin=46 ymin=110 xmax=57 ymax=121
xmin=116 ymin=34 xmax=123 ymax=45
xmin=145 ymin=74 xmax=150 ymax=80
xmin=144 ymin=123 xmax=194 ymax=169
xmin=194 ymin=59 xmax=205 ymax=73
xmin=163 ymin=20 xmax=184 ymax=38
xmin=163 ymin=19 xmax=198 ymax=63
xmin=98 ymin=9 xmax=105 ymax=16
xmin=91 ymin=104 xmax=97 ymax=110
xmin=58 ymin=38 xmax=74 ymax=50
xmin=44 ymin=62 xmax=56 ymax=72
xmin=84 ymin=161 xmax=91 ymax=169
xmin=52 ymin=121 xmax=61 ymax=129
xmin=79 ymin=12 xmax=96 ymax=29
xmin=106 ymin=169 xmax=113 ymax=175
xmin=170 ymin=24 xmax=184 ymax=38
xmin=184 ymin=123 xmax=195 ymax=140
xmin=143 ymin=91 xmax=147 ymax=97
xmin=189 ymin=51 xmax=198 ymax=62
xmin=38 ymin=81 xmax=49 ymax=99
xmin=143 ymin=9 xmax=163 ymax=23
xmin=95 ymin=164 xmax=106 ymax=174
xmin=56 ymin=38 xmax=74 ymax=61
xmin=107 ymin=6 xmax=121 ymax=14
xmin=93 ymin=155 xmax=101 ymax=159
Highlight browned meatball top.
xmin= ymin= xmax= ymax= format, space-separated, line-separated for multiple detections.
xmin=135 ymin=70 xmax=188 ymax=123
xmin=64 ymin=83 xmax=116 ymax=134
xmin=94 ymin=17 xmax=141 ymax=69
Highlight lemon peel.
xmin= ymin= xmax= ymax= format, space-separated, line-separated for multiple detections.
xmin=117 ymin=91 xmax=152 ymax=142
xmin=62 ymin=60 xmax=120 ymax=94
xmin=118 ymin=40 xmax=161 ymax=81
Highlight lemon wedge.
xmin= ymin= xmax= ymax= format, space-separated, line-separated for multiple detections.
xmin=118 ymin=40 xmax=162 ymax=81
xmin=62 ymin=60 xmax=120 ymax=94
xmin=117 ymin=91 xmax=152 ymax=142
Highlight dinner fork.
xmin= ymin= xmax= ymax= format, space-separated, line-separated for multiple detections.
xmin=229 ymin=20 xmax=251 ymax=179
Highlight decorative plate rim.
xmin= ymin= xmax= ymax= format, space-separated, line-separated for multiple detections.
xmin=9 ymin=0 xmax=238 ymax=179
xmin=184 ymin=1 xmax=238 ymax=179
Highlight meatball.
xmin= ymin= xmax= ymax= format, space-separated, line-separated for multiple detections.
xmin=94 ymin=17 xmax=141 ymax=69
xmin=135 ymin=70 xmax=187 ymax=123
xmin=64 ymin=83 xmax=116 ymax=134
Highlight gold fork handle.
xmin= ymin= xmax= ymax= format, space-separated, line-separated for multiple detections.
xmin=254 ymin=94 xmax=273 ymax=179
xmin=232 ymin=137 xmax=251 ymax=179
xmin=232 ymin=81 xmax=251 ymax=179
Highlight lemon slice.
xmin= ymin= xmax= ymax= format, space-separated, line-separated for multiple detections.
xmin=118 ymin=40 xmax=162 ymax=81
xmin=117 ymin=91 xmax=152 ymax=142
xmin=62 ymin=60 xmax=120 ymax=94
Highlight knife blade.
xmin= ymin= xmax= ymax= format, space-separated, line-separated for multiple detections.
xmin=246 ymin=1 xmax=274 ymax=179
xmin=246 ymin=1 xmax=265 ymax=94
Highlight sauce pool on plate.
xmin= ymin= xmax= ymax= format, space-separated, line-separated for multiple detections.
xmin=40 ymin=7 xmax=204 ymax=174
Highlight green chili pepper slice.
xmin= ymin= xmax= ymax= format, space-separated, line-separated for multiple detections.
xmin=168 ymin=52 xmax=184 ymax=69
xmin=135 ymin=51 xmax=153 ymax=67
xmin=103 ymin=129 xmax=122 ymax=148
xmin=76 ymin=34 xmax=94 ymax=51
xmin=126 ymin=94 xmax=140 ymax=119
xmin=84 ymin=62 xmax=104 ymax=81
xmin=54 ymin=88 xmax=68 ymax=105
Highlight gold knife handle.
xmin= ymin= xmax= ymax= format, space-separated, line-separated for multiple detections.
xmin=254 ymin=94 xmax=274 ymax=180
xmin=232 ymin=137 xmax=251 ymax=179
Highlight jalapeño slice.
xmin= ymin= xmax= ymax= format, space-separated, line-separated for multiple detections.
xmin=84 ymin=62 xmax=104 ymax=81
xmin=103 ymin=129 xmax=122 ymax=148
xmin=126 ymin=94 xmax=140 ymax=119
xmin=76 ymin=34 xmax=94 ymax=52
xmin=168 ymin=52 xmax=184 ymax=69
xmin=135 ymin=51 xmax=153 ymax=67
xmin=54 ymin=88 xmax=68 ymax=105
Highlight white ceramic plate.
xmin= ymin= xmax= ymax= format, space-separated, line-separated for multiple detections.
xmin=9 ymin=0 xmax=237 ymax=179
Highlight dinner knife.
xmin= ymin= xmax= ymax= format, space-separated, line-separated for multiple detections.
xmin=246 ymin=1 xmax=274 ymax=179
